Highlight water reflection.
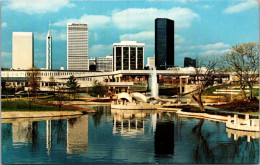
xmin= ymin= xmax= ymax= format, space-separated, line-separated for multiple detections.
xmin=111 ymin=109 xmax=155 ymax=136
xmin=12 ymin=122 xmax=33 ymax=145
xmin=67 ymin=115 xmax=88 ymax=154
xmin=226 ymin=128 xmax=259 ymax=142
xmin=2 ymin=107 xmax=259 ymax=164
xmin=46 ymin=120 xmax=52 ymax=155
xmin=154 ymin=120 xmax=174 ymax=157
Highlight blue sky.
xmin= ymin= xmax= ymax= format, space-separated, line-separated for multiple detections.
xmin=1 ymin=0 xmax=259 ymax=69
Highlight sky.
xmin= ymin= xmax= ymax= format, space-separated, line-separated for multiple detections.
xmin=1 ymin=0 xmax=259 ymax=69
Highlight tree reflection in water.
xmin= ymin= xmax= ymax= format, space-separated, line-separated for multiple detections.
xmin=192 ymin=119 xmax=259 ymax=164
xmin=31 ymin=122 xmax=39 ymax=152
xmin=2 ymin=123 xmax=12 ymax=143
xmin=53 ymin=120 xmax=66 ymax=144
xmin=192 ymin=119 xmax=215 ymax=164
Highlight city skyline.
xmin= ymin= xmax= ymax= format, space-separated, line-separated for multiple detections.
xmin=1 ymin=0 xmax=258 ymax=69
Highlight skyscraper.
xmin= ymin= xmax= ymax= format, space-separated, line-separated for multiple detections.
xmin=67 ymin=23 xmax=88 ymax=70
xmin=113 ymin=41 xmax=144 ymax=71
xmin=155 ymin=18 xmax=174 ymax=70
xmin=46 ymin=30 xmax=52 ymax=70
xmin=12 ymin=32 xmax=34 ymax=69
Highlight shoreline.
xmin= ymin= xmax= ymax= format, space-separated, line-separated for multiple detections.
xmin=1 ymin=111 xmax=87 ymax=119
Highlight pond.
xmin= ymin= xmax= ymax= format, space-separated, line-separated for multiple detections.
xmin=2 ymin=105 xmax=259 ymax=164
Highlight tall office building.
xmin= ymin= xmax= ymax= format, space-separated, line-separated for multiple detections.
xmin=155 ymin=18 xmax=174 ymax=70
xmin=67 ymin=23 xmax=88 ymax=70
xmin=12 ymin=32 xmax=34 ymax=69
xmin=184 ymin=57 xmax=196 ymax=68
xmin=113 ymin=41 xmax=144 ymax=71
xmin=46 ymin=30 xmax=52 ymax=70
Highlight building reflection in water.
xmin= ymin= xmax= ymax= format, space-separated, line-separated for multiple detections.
xmin=154 ymin=114 xmax=174 ymax=157
xmin=226 ymin=128 xmax=259 ymax=142
xmin=67 ymin=115 xmax=88 ymax=154
xmin=46 ymin=120 xmax=52 ymax=155
xmin=12 ymin=122 xmax=33 ymax=146
xmin=111 ymin=109 xmax=156 ymax=136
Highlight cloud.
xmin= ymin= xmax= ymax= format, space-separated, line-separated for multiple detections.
xmin=177 ymin=0 xmax=198 ymax=4
xmin=175 ymin=34 xmax=185 ymax=44
xmin=35 ymin=30 xmax=66 ymax=41
xmin=120 ymin=31 xmax=154 ymax=43
xmin=1 ymin=22 xmax=7 ymax=28
xmin=112 ymin=7 xmax=199 ymax=30
xmin=89 ymin=44 xmax=112 ymax=57
xmin=1 ymin=52 xmax=11 ymax=57
xmin=1 ymin=52 xmax=12 ymax=68
xmin=119 ymin=31 xmax=185 ymax=45
xmin=223 ymin=0 xmax=257 ymax=14
xmin=175 ymin=45 xmax=183 ymax=51
xmin=52 ymin=14 xmax=111 ymax=29
xmin=199 ymin=49 xmax=231 ymax=56
xmin=187 ymin=42 xmax=230 ymax=50
xmin=4 ymin=0 xmax=75 ymax=14
xmin=179 ymin=52 xmax=196 ymax=57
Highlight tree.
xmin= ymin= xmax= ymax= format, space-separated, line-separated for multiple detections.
xmin=66 ymin=75 xmax=80 ymax=100
xmin=192 ymin=56 xmax=220 ymax=112
xmin=27 ymin=67 xmax=41 ymax=102
xmin=224 ymin=43 xmax=259 ymax=100
xmin=56 ymin=86 xmax=65 ymax=110
xmin=91 ymin=80 xmax=107 ymax=97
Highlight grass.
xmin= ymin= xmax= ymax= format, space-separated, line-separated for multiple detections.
xmin=163 ymin=105 xmax=259 ymax=119
xmin=1 ymin=99 xmax=72 ymax=111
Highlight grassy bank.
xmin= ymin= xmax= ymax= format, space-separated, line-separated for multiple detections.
xmin=2 ymin=100 xmax=72 ymax=111
xmin=163 ymin=105 xmax=259 ymax=119
xmin=213 ymin=100 xmax=259 ymax=113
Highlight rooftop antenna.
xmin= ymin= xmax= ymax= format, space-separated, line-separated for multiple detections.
xmin=48 ymin=20 xmax=50 ymax=35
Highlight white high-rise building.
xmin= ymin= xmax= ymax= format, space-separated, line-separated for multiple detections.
xmin=67 ymin=23 xmax=88 ymax=70
xmin=46 ymin=30 xmax=52 ymax=70
xmin=146 ymin=57 xmax=155 ymax=69
xmin=113 ymin=41 xmax=144 ymax=71
xmin=12 ymin=32 xmax=34 ymax=69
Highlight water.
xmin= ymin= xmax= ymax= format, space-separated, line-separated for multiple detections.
xmin=2 ymin=105 xmax=259 ymax=164
xmin=150 ymin=67 xmax=158 ymax=97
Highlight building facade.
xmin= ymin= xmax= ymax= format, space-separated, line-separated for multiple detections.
xmin=184 ymin=57 xmax=196 ymax=68
xmin=46 ymin=30 xmax=52 ymax=70
xmin=96 ymin=55 xmax=113 ymax=72
xmin=146 ymin=57 xmax=155 ymax=69
xmin=113 ymin=41 xmax=144 ymax=71
xmin=12 ymin=32 xmax=34 ymax=69
xmin=155 ymin=18 xmax=174 ymax=70
xmin=67 ymin=23 xmax=88 ymax=70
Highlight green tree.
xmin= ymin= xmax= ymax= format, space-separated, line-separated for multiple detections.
xmin=91 ymin=80 xmax=107 ymax=97
xmin=66 ymin=75 xmax=80 ymax=100
xmin=224 ymin=43 xmax=259 ymax=100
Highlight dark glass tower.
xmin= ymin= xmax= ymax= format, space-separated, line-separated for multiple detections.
xmin=155 ymin=18 xmax=174 ymax=70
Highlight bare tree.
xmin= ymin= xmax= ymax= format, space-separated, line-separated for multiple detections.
xmin=56 ymin=86 xmax=65 ymax=110
xmin=192 ymin=56 xmax=220 ymax=112
xmin=49 ymin=76 xmax=56 ymax=97
xmin=224 ymin=43 xmax=259 ymax=100
xmin=27 ymin=67 xmax=41 ymax=102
